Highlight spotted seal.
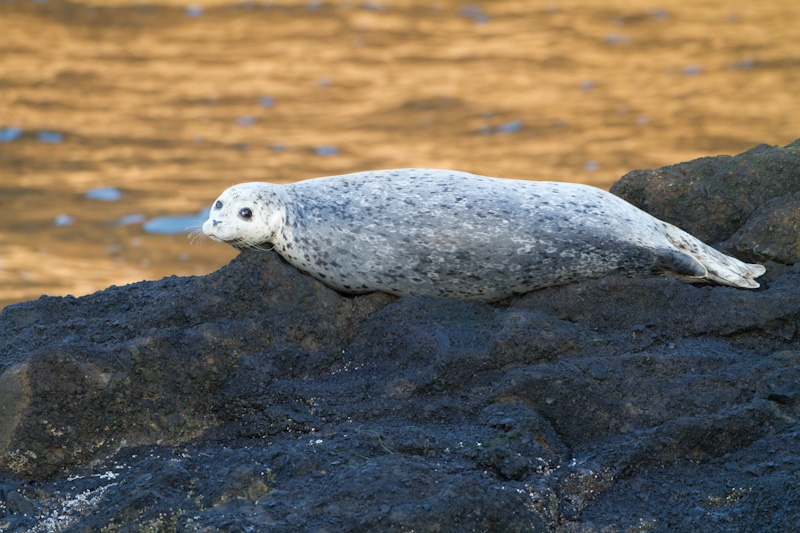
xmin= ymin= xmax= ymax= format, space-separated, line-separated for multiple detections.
xmin=201 ymin=168 xmax=765 ymax=301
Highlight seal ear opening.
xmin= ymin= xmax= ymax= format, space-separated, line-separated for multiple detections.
xmin=654 ymin=248 xmax=708 ymax=278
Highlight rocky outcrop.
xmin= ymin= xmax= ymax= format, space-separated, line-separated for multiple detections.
xmin=720 ymin=192 xmax=800 ymax=265
xmin=1 ymin=140 xmax=799 ymax=532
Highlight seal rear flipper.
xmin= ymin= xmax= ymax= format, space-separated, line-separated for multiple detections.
xmin=661 ymin=223 xmax=765 ymax=289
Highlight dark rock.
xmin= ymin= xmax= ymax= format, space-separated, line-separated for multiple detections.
xmin=5 ymin=489 xmax=37 ymax=516
xmin=2 ymin=140 xmax=800 ymax=531
xmin=0 ymin=252 xmax=392 ymax=480
xmin=720 ymin=193 xmax=800 ymax=265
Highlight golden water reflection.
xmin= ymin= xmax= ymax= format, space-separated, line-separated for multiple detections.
xmin=1 ymin=0 xmax=798 ymax=308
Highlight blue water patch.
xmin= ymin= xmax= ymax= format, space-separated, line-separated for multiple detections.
xmin=53 ymin=214 xmax=75 ymax=227
xmin=236 ymin=116 xmax=257 ymax=126
xmin=259 ymin=96 xmax=275 ymax=107
xmin=38 ymin=131 xmax=63 ymax=143
xmin=496 ymin=120 xmax=523 ymax=134
xmin=143 ymin=208 xmax=210 ymax=235
xmin=460 ymin=5 xmax=490 ymax=24
xmin=605 ymin=33 xmax=631 ymax=45
xmin=272 ymin=142 xmax=286 ymax=152
xmin=0 ymin=127 xmax=22 ymax=142
xmin=584 ymin=161 xmax=600 ymax=172
xmin=650 ymin=8 xmax=669 ymax=20
xmin=314 ymin=145 xmax=339 ymax=156
xmin=579 ymin=80 xmax=596 ymax=91
xmin=115 ymin=214 xmax=147 ymax=226
xmin=683 ymin=65 xmax=703 ymax=76
xmin=85 ymin=187 xmax=122 ymax=201
xmin=306 ymin=0 xmax=321 ymax=10
xmin=186 ymin=5 xmax=204 ymax=16
xmin=361 ymin=1 xmax=386 ymax=11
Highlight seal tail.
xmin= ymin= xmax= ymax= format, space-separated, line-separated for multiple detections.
xmin=659 ymin=223 xmax=766 ymax=289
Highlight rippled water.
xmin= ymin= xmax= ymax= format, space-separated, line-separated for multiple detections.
xmin=1 ymin=0 xmax=798 ymax=309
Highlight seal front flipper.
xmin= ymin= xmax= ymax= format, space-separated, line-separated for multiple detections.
xmin=654 ymin=248 xmax=708 ymax=279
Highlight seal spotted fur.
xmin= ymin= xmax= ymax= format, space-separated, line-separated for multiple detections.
xmin=202 ymin=169 xmax=765 ymax=301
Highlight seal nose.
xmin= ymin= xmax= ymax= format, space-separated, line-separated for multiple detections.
xmin=212 ymin=219 xmax=220 ymax=227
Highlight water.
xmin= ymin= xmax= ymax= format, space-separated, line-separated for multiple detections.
xmin=1 ymin=0 xmax=798 ymax=309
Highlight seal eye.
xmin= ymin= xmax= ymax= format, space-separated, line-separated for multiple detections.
xmin=215 ymin=200 xmax=222 ymax=209
xmin=239 ymin=207 xmax=253 ymax=220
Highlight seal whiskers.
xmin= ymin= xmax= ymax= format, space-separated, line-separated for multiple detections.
xmin=188 ymin=228 xmax=207 ymax=248
xmin=231 ymin=240 xmax=274 ymax=252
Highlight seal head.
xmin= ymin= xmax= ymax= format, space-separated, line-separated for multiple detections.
xmin=203 ymin=183 xmax=285 ymax=250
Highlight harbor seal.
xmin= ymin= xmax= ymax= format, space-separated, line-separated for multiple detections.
xmin=201 ymin=169 xmax=765 ymax=301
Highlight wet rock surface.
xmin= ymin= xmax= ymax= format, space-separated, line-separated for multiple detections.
xmin=2 ymin=141 xmax=800 ymax=532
